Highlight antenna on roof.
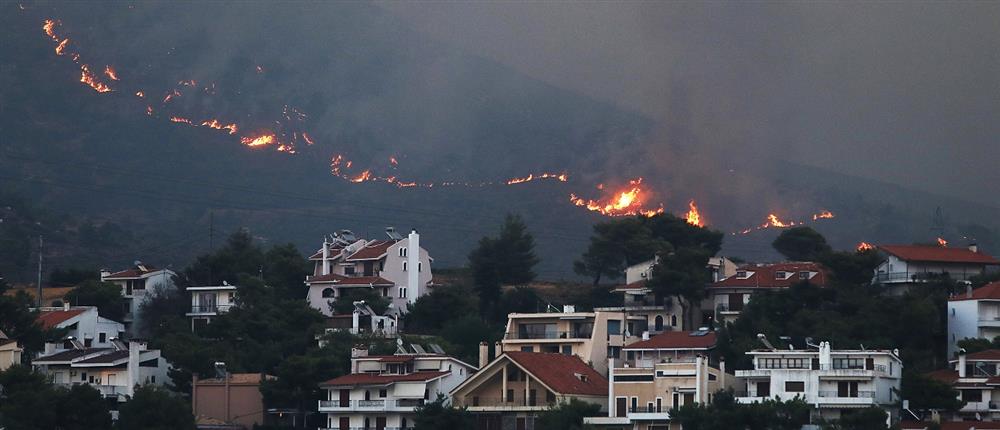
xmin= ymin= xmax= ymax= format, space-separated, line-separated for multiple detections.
xmin=805 ymin=337 xmax=821 ymax=349
xmin=395 ymin=338 xmax=407 ymax=354
xmin=757 ymin=333 xmax=777 ymax=351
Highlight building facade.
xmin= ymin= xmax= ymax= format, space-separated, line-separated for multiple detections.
xmin=703 ymin=262 xmax=828 ymax=325
xmin=500 ymin=307 xmax=632 ymax=376
xmin=186 ymin=284 xmax=238 ymax=331
xmin=873 ymin=244 xmax=998 ymax=288
xmin=100 ymin=262 xmax=177 ymax=335
xmin=926 ymin=349 xmax=1000 ymax=421
xmin=36 ymin=305 xmax=125 ymax=349
xmin=948 ymin=282 xmax=1000 ymax=357
xmin=33 ymin=340 xmax=170 ymax=402
xmin=192 ymin=373 xmax=274 ymax=429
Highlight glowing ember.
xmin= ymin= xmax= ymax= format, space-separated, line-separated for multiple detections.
xmin=507 ymin=173 xmax=569 ymax=185
xmin=146 ymin=106 xmax=153 ymax=116
xmin=390 ymin=156 xmax=399 ymax=167
xmin=169 ymin=116 xmax=194 ymax=125
xmin=55 ymin=38 xmax=69 ymax=55
xmin=201 ymin=119 xmax=238 ymax=135
xmin=42 ymin=19 xmax=59 ymax=42
xmin=302 ymin=132 xmax=315 ymax=145
xmin=937 ymin=237 xmax=948 ymax=247
xmin=761 ymin=213 xmax=796 ymax=228
xmin=685 ymin=200 xmax=704 ymax=227
xmin=135 ymin=91 xmax=145 ymax=98
xmin=568 ymin=178 xmax=664 ymax=217
xmin=857 ymin=242 xmax=874 ymax=252
xmin=812 ymin=210 xmax=834 ymax=221
xmin=104 ymin=65 xmax=119 ymax=81
xmin=350 ymin=170 xmax=373 ymax=183
xmin=240 ymin=133 xmax=276 ymax=147
xmin=162 ymin=89 xmax=180 ymax=103
xmin=79 ymin=64 xmax=111 ymax=93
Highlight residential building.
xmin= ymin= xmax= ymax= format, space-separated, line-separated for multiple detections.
xmin=947 ymin=281 xmax=1000 ymax=357
xmin=0 ymin=329 xmax=23 ymax=370
xmin=318 ymin=347 xmax=475 ymax=430
xmin=599 ymin=260 xmax=683 ymax=338
xmin=451 ymin=351 xmax=608 ymax=430
xmin=925 ymin=349 xmax=1000 ymax=421
xmin=901 ymin=422 xmax=1000 ymax=430
xmin=872 ymin=244 xmax=998 ymax=288
xmin=585 ymin=330 xmax=736 ymax=430
xmin=33 ymin=340 xmax=170 ymax=402
xmin=100 ymin=262 xmax=177 ymax=335
xmin=186 ymin=283 xmax=238 ymax=331
xmin=36 ymin=305 xmax=125 ymax=349
xmin=703 ymin=262 xmax=828 ymax=324
xmin=306 ymin=228 xmax=433 ymax=317
xmin=192 ymin=372 xmax=275 ymax=429
xmin=318 ymin=302 xmax=397 ymax=343
xmin=735 ymin=341 xmax=902 ymax=422
xmin=500 ymin=307 xmax=631 ymax=376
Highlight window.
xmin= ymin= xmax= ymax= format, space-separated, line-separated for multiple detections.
xmin=402 ymin=261 xmax=407 ymax=271
xmin=962 ymin=389 xmax=983 ymax=403
xmin=833 ymin=358 xmax=864 ymax=369
xmin=561 ymin=345 xmax=573 ymax=355
xmin=399 ymin=248 xmax=405 ymax=257
xmin=614 ymin=374 xmax=654 ymax=382
xmin=81 ymin=372 xmax=87 ymax=382
xmin=520 ymin=346 xmax=534 ymax=352
xmin=775 ymin=271 xmax=787 ymax=279
xmin=506 ymin=389 xmax=514 ymax=402
xmin=507 ymin=367 xmax=521 ymax=381
xmin=398 ymin=287 xmax=407 ymax=298
xmin=785 ymin=381 xmax=805 ymax=392
xmin=786 ymin=358 xmax=808 ymax=369
xmin=472 ymin=396 xmax=479 ymax=406
xmin=546 ymin=391 xmax=556 ymax=403
xmin=670 ymin=315 xmax=678 ymax=327
xmin=418 ymin=262 xmax=422 ymax=272
xmin=737 ymin=270 xmax=747 ymax=278
xmin=379 ymin=389 xmax=387 ymax=398
xmin=99 ymin=332 xmax=106 ymax=343
xmin=321 ymin=288 xmax=335 ymax=298
xmin=607 ymin=346 xmax=621 ymax=359
xmin=799 ymin=271 xmax=810 ymax=279
xmin=607 ymin=319 xmax=621 ymax=334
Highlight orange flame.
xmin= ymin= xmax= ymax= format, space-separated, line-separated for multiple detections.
xmin=390 ymin=156 xmax=399 ymax=167
xmin=79 ymin=65 xmax=111 ymax=93
xmin=685 ymin=200 xmax=704 ymax=227
xmin=170 ymin=116 xmax=193 ymax=125
xmin=201 ymin=119 xmax=238 ymax=135
xmin=145 ymin=106 xmax=153 ymax=116
xmin=240 ymin=133 xmax=276 ymax=148
xmin=43 ymin=19 xmax=60 ymax=42
xmin=55 ymin=38 xmax=69 ymax=55
xmin=761 ymin=213 xmax=797 ymax=228
xmin=104 ymin=65 xmax=119 ymax=81
xmin=135 ymin=91 xmax=144 ymax=98
xmin=857 ymin=242 xmax=874 ymax=252
xmin=568 ymin=178 xmax=664 ymax=217
xmin=162 ymin=89 xmax=180 ymax=103
xmin=812 ymin=210 xmax=834 ymax=221
xmin=350 ymin=170 xmax=373 ymax=183
xmin=506 ymin=173 xmax=569 ymax=185
xmin=302 ymin=132 xmax=315 ymax=145
xmin=937 ymin=237 xmax=948 ymax=247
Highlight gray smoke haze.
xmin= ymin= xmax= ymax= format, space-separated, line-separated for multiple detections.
xmin=379 ymin=2 xmax=1000 ymax=204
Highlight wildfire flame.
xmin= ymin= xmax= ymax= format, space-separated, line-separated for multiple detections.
xmin=135 ymin=91 xmax=144 ymax=98
xmin=240 ymin=133 xmax=276 ymax=148
xmin=169 ymin=116 xmax=193 ymax=125
xmin=302 ymin=132 xmax=315 ymax=145
xmin=568 ymin=178 xmax=664 ymax=217
xmin=350 ymin=170 xmax=373 ymax=183
xmin=79 ymin=64 xmax=111 ymax=93
xmin=201 ymin=119 xmax=238 ymax=135
xmin=937 ymin=237 xmax=948 ymax=247
xmin=506 ymin=173 xmax=569 ymax=185
xmin=104 ymin=65 xmax=119 ymax=81
xmin=761 ymin=213 xmax=797 ymax=228
xmin=857 ymin=242 xmax=874 ymax=252
xmin=162 ymin=89 xmax=180 ymax=103
xmin=390 ymin=156 xmax=399 ymax=167
xmin=685 ymin=200 xmax=704 ymax=227
xmin=55 ymin=38 xmax=69 ymax=55
xmin=43 ymin=19 xmax=59 ymax=42
xmin=812 ymin=210 xmax=834 ymax=221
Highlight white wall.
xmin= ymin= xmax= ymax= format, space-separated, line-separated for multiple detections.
xmin=949 ymin=300 xmax=980 ymax=357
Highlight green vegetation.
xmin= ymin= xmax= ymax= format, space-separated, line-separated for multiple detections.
xmin=116 ymin=385 xmax=195 ymax=430
xmin=412 ymin=395 xmax=475 ymax=430
xmin=0 ymin=365 xmax=113 ymax=430
xmin=535 ymin=399 xmax=601 ymax=430
xmin=62 ymin=280 xmax=127 ymax=321
xmin=669 ymin=390 xmax=811 ymax=430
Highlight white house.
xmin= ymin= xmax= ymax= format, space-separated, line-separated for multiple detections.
xmin=703 ymin=262 xmax=829 ymax=324
xmin=598 ymin=259 xmax=684 ymax=337
xmin=185 ymin=283 xmax=238 ymax=331
xmin=33 ymin=340 xmax=170 ymax=402
xmin=318 ymin=346 xmax=475 ymax=430
xmin=927 ymin=349 xmax=1000 ymax=421
xmin=873 ymin=244 xmax=998 ymax=288
xmin=735 ymin=341 xmax=902 ymax=422
xmin=100 ymin=262 xmax=177 ymax=335
xmin=305 ymin=228 xmax=433 ymax=317
xmin=947 ymin=281 xmax=1000 ymax=357
xmin=36 ymin=305 xmax=125 ymax=349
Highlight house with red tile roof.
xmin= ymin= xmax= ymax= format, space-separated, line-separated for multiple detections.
xmin=36 ymin=305 xmax=124 ymax=350
xmin=306 ymin=228 xmax=433 ymax=319
xmin=873 ymin=244 xmax=998 ymax=289
xmin=100 ymin=261 xmax=177 ymax=335
xmin=586 ymin=330 xmax=735 ymax=429
xmin=924 ymin=348 xmax=1000 ymax=421
xmin=451 ymin=351 xmax=608 ymax=429
xmin=948 ymin=282 xmax=1000 ymax=357
xmin=32 ymin=340 xmax=170 ymax=402
xmin=703 ymin=262 xmax=829 ymax=324
xmin=318 ymin=348 xmax=475 ymax=430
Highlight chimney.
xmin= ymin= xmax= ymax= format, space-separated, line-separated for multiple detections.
xmin=100 ymin=269 xmax=111 ymax=281
xmin=719 ymin=358 xmax=726 ymax=388
xmin=494 ymin=341 xmax=502 ymax=359
xmin=967 ymin=283 xmax=974 ymax=299
xmin=959 ymin=350 xmax=967 ymax=378
xmin=127 ymin=341 xmax=140 ymax=397
xmin=351 ymin=345 xmax=369 ymax=358
xmin=819 ymin=341 xmax=832 ymax=369
xmin=321 ymin=238 xmax=330 ymax=276
xmin=63 ymin=302 xmax=70 ymax=311
xmin=479 ymin=342 xmax=489 ymax=368
xmin=969 ymin=243 xmax=979 ymax=253
xmin=641 ymin=331 xmax=650 ymax=341
xmin=407 ymin=229 xmax=420 ymax=302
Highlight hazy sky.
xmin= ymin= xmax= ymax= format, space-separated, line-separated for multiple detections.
xmin=380 ymin=2 xmax=1000 ymax=203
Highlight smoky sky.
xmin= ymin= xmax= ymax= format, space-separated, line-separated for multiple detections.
xmin=378 ymin=2 xmax=1000 ymax=204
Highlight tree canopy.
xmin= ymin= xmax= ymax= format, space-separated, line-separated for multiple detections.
xmin=63 ymin=280 xmax=127 ymax=321
xmin=468 ymin=214 xmax=539 ymax=316
xmin=116 ymin=385 xmax=195 ymax=430
xmin=771 ymin=226 xmax=833 ymax=261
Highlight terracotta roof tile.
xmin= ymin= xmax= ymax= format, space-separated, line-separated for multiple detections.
xmin=505 ymin=352 xmax=607 ymax=396
xmin=613 ymin=280 xmax=648 ymax=291
xmin=103 ymin=264 xmax=162 ymax=279
xmin=36 ymin=309 xmax=87 ymax=329
xmin=75 ymin=350 xmax=129 ymax=365
xmin=624 ymin=331 xmax=717 ymax=350
xmin=879 ymin=245 xmax=998 ymax=265
xmin=34 ymin=348 xmax=110 ymax=363
xmin=307 ymin=274 xmax=394 ymax=286
xmin=965 ymin=350 xmax=1000 ymax=361
xmin=925 ymin=369 xmax=959 ymax=384
xmin=345 ymin=241 xmax=396 ymax=261
xmin=710 ymin=262 xmax=828 ymax=289
xmin=321 ymin=371 xmax=449 ymax=387
xmin=950 ymin=281 xmax=1000 ymax=301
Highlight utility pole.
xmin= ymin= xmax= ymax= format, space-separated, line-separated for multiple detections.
xmin=36 ymin=235 xmax=43 ymax=308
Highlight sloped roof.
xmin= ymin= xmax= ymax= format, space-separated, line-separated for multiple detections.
xmin=345 ymin=241 xmax=396 ymax=261
xmin=37 ymin=308 xmax=87 ymax=329
xmin=307 ymin=274 xmax=394 ymax=286
xmin=624 ymin=331 xmax=717 ymax=350
xmin=34 ymin=348 xmax=110 ymax=363
xmin=612 ymin=280 xmax=648 ymax=292
xmin=709 ymin=262 xmax=828 ymax=289
xmin=879 ymin=245 xmax=998 ymax=264
xmin=321 ymin=370 xmax=448 ymax=387
xmin=505 ymin=352 xmax=607 ymax=396
xmin=75 ymin=350 xmax=129 ymax=365
xmin=103 ymin=264 xmax=165 ymax=279
xmin=925 ymin=368 xmax=959 ymax=384
xmin=965 ymin=350 xmax=1000 ymax=361
xmin=950 ymin=281 xmax=1000 ymax=301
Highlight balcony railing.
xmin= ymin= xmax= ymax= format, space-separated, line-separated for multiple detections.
xmin=817 ymin=391 xmax=875 ymax=398
xmin=189 ymin=304 xmax=233 ymax=314
xmin=505 ymin=330 xmax=592 ymax=340
xmin=455 ymin=397 xmax=555 ymax=409
xmin=395 ymin=399 xmax=425 ymax=407
xmin=874 ymin=271 xmax=978 ymax=283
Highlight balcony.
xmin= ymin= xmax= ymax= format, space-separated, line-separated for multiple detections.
xmin=736 ymin=369 xmax=772 ymax=377
xmin=455 ymin=397 xmax=555 ymax=410
xmin=504 ymin=330 xmax=592 ymax=341
xmin=874 ymin=271 xmax=978 ymax=284
xmin=626 ymin=405 xmax=671 ymax=420
xmin=978 ymin=316 xmax=1000 ymax=328
xmin=816 ymin=391 xmax=876 ymax=405
xmin=716 ymin=304 xmax=743 ymax=315
xmin=318 ymin=399 xmax=426 ymax=412
xmin=187 ymin=304 xmax=233 ymax=315
xmin=817 ymin=364 xmax=885 ymax=378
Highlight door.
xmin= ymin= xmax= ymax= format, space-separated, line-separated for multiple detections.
xmin=338 ymin=417 xmax=349 ymax=430
xmin=339 ymin=389 xmax=349 ymax=407
xmin=654 ymin=315 xmax=664 ymax=331
xmin=528 ymin=389 xmax=537 ymax=406
xmin=865 ymin=358 xmax=875 ymax=370
xmin=728 ymin=293 xmax=744 ymax=311
xmin=375 ymin=416 xmax=386 ymax=430
xmin=616 ymin=397 xmax=627 ymax=417
xmin=516 ymin=417 xmax=527 ymax=430
xmin=364 ymin=261 xmax=374 ymax=276
xmin=199 ymin=293 xmax=216 ymax=312
xmin=756 ymin=381 xmax=770 ymax=397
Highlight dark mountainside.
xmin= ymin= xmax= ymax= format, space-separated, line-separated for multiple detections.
xmin=1 ymin=2 xmax=996 ymax=282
